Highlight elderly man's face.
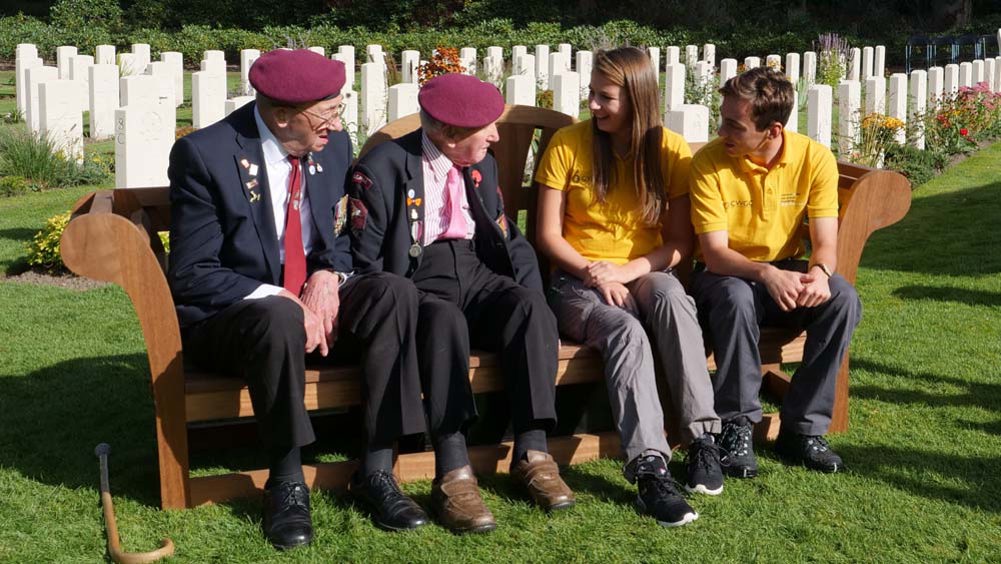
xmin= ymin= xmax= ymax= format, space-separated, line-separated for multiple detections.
xmin=438 ymin=122 xmax=500 ymax=167
xmin=274 ymin=95 xmax=344 ymax=156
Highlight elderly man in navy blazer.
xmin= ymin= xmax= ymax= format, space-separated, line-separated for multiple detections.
xmin=167 ymin=49 xmax=429 ymax=549
xmin=350 ymin=74 xmax=575 ymax=534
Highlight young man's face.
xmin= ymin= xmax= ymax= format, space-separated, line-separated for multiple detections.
xmin=717 ymin=95 xmax=771 ymax=158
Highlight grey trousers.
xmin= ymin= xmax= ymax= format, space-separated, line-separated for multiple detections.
xmin=549 ymin=270 xmax=721 ymax=462
xmin=691 ymin=266 xmax=862 ymax=435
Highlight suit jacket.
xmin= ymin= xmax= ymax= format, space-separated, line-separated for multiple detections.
xmin=167 ymin=102 xmax=354 ymax=328
xmin=349 ymin=129 xmax=543 ymax=291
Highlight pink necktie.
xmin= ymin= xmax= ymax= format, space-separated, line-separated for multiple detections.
xmin=282 ymin=155 xmax=307 ymax=296
xmin=440 ymin=165 xmax=468 ymax=239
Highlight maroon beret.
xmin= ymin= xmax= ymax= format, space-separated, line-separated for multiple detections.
xmin=249 ymin=49 xmax=345 ymax=104
xmin=419 ymin=73 xmax=504 ymax=128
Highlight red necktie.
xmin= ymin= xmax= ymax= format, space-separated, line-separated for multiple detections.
xmin=283 ymin=155 xmax=307 ymax=296
xmin=440 ymin=165 xmax=468 ymax=239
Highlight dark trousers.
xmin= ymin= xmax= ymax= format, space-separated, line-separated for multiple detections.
xmin=182 ymin=271 xmax=425 ymax=450
xmin=411 ymin=239 xmax=559 ymax=436
xmin=691 ymin=262 xmax=862 ymax=435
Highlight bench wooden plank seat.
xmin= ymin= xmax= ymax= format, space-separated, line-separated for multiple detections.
xmin=60 ymin=105 xmax=911 ymax=509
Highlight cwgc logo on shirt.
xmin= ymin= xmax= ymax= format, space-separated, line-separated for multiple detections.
xmin=723 ymin=200 xmax=753 ymax=209
xmin=780 ymin=193 xmax=798 ymax=206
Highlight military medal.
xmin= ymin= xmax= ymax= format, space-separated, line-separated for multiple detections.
xmin=408 ymin=243 xmax=422 ymax=257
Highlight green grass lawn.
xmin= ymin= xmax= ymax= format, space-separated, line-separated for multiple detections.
xmin=1 ymin=116 xmax=1001 ymax=562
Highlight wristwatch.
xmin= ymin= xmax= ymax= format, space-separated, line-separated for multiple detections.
xmin=811 ymin=262 xmax=833 ymax=278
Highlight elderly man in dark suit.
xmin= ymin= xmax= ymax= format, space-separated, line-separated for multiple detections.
xmin=167 ymin=49 xmax=429 ymax=550
xmin=349 ymin=73 xmax=575 ymax=534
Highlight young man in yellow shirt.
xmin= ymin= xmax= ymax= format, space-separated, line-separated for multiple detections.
xmin=689 ymin=67 xmax=861 ymax=477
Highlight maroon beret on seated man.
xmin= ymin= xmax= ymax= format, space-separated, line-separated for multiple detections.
xmin=348 ymin=72 xmax=571 ymax=534
xmin=168 ymin=48 xmax=432 ymax=549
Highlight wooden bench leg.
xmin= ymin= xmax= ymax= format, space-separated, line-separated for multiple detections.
xmin=761 ymin=363 xmax=791 ymax=400
xmin=828 ymin=353 xmax=851 ymax=434
xmin=152 ymin=357 xmax=192 ymax=509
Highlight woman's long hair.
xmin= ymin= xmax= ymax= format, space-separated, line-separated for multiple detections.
xmin=591 ymin=47 xmax=667 ymax=224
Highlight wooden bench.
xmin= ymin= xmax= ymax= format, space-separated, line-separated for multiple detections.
xmin=60 ymin=105 xmax=911 ymax=510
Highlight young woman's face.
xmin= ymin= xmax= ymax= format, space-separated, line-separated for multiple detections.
xmin=588 ymin=70 xmax=630 ymax=136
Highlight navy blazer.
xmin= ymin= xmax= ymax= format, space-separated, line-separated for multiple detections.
xmin=348 ymin=129 xmax=543 ymax=291
xmin=167 ymin=102 xmax=354 ymax=328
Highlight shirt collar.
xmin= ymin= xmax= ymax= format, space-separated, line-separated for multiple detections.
xmin=421 ymin=130 xmax=456 ymax=181
xmin=254 ymin=105 xmax=291 ymax=167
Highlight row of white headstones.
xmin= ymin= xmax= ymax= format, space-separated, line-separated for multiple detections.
xmin=12 ymin=36 xmax=1001 ymax=189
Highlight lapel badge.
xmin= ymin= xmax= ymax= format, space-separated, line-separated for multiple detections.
xmin=408 ymin=243 xmax=423 ymax=258
xmin=410 ymin=220 xmax=423 ymax=243
xmin=249 ymin=163 xmax=259 ymax=177
xmin=240 ymin=158 xmax=250 ymax=169
xmin=307 ymin=153 xmax=318 ymax=175
xmin=245 ymin=179 xmax=258 ymax=190
xmin=407 ymin=188 xmax=416 ymax=198
xmin=471 ymin=169 xmax=483 ymax=188
xmin=407 ymin=196 xmax=422 ymax=207
xmin=410 ymin=208 xmax=419 ymax=220
xmin=249 ymin=191 xmax=261 ymax=203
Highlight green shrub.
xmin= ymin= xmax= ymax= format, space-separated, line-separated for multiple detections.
xmin=26 ymin=211 xmax=71 ymax=273
xmin=884 ymin=144 xmax=949 ymax=188
xmin=0 ymin=175 xmax=30 ymax=197
xmin=0 ymin=128 xmax=112 ymax=190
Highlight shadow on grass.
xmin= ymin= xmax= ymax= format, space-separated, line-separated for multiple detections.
xmin=891 ymin=285 xmax=1001 ymax=308
xmin=860 ymin=181 xmax=1001 ymax=277
xmin=0 ymin=227 xmax=35 ymax=242
xmin=839 ymin=444 xmax=1001 ymax=514
xmin=850 ymin=358 xmax=1001 ymax=412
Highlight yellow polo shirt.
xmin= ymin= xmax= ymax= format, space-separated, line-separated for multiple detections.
xmin=689 ymin=131 xmax=839 ymax=262
xmin=535 ymin=120 xmax=691 ymax=265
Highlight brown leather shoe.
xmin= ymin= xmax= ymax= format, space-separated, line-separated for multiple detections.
xmin=431 ymin=466 xmax=497 ymax=534
xmin=511 ymin=450 xmax=576 ymax=511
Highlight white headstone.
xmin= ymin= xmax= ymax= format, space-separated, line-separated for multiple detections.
xmin=807 ymin=84 xmax=832 ymax=148
xmin=512 ymin=45 xmax=527 ymax=62
xmin=996 ymin=56 xmax=1001 ymax=93
xmin=666 ymin=104 xmax=710 ymax=143
xmin=928 ymin=66 xmax=944 ymax=106
xmin=648 ymin=47 xmax=660 ymax=85
xmin=366 ymin=44 xmax=383 ymax=60
xmin=89 ymin=64 xmax=118 ymax=139
xmin=848 ymin=48 xmax=861 ymax=82
xmin=341 ymin=89 xmax=358 ymax=137
xmin=744 ymin=56 xmax=761 ymax=69
xmin=192 ymin=70 xmax=226 ymax=128
xmin=483 ymin=55 xmax=503 ymax=86
xmin=240 ymin=49 xmax=261 ymax=95
xmin=360 ymin=62 xmax=387 ymax=135
xmin=69 ymin=55 xmax=94 ymax=112
xmin=959 ymin=62 xmax=973 ymax=88
xmin=535 ymin=45 xmax=550 ymax=89
xmin=307 ymin=46 xmax=325 ymax=56
xmin=96 ymin=45 xmax=116 ymax=65
xmin=785 ymin=52 xmax=800 ymax=83
xmin=766 ymin=54 xmax=782 ymax=71
xmin=514 ymin=54 xmax=536 ymax=82
xmin=25 ymin=65 xmax=57 ymax=133
xmin=549 ymin=52 xmax=567 ymax=81
xmin=944 ymin=64 xmax=960 ymax=96
xmin=786 ymin=89 xmax=799 ymax=133
xmin=161 ymin=52 xmax=184 ymax=107
xmin=401 ymin=50 xmax=420 ymax=84
xmin=388 ymin=83 xmax=419 ymax=121
xmin=695 ymin=61 xmax=713 ymax=88
xmin=338 ymin=46 xmax=356 ymax=90
xmin=986 ymin=58 xmax=997 ymax=91
xmin=121 ymin=75 xmax=159 ymax=107
xmin=838 ymin=80 xmax=861 ymax=157
xmin=487 ymin=46 xmax=504 ymax=67
xmin=665 ymin=46 xmax=680 ymax=65
xmin=720 ymin=59 xmax=738 ymax=87
xmin=685 ymin=45 xmax=699 ymax=68
xmin=576 ymin=51 xmax=593 ymax=100
xmin=973 ymin=59 xmax=985 ymax=84
xmin=118 ymin=53 xmax=142 ymax=77
xmin=703 ymin=44 xmax=716 ymax=66
xmin=909 ymin=70 xmax=927 ymax=150
xmin=15 ymin=55 xmax=42 ymax=115
xmin=887 ymin=73 xmax=908 ymax=144
xmin=552 ymin=72 xmax=580 ymax=118
xmin=506 ymin=74 xmax=535 ymax=106
xmin=558 ymin=43 xmax=571 ymax=65
xmin=39 ymin=80 xmax=84 ymax=162
xmin=865 ymin=76 xmax=886 ymax=115
xmin=204 ymin=50 xmax=225 ymax=63
xmin=862 ymin=46 xmax=874 ymax=80
xmin=115 ymin=101 xmax=172 ymax=188
xmin=57 ymin=46 xmax=78 ymax=80
xmin=803 ymin=51 xmax=817 ymax=86
xmin=225 ymin=96 xmax=254 ymax=116
xmin=15 ymin=43 xmax=37 ymax=60
xmin=459 ymin=47 xmax=477 ymax=75
xmin=874 ymin=46 xmax=885 ymax=78
xmin=331 ymin=53 xmax=351 ymax=95
xmin=664 ymin=64 xmax=685 ymax=111
xmin=131 ymin=44 xmax=151 ymax=73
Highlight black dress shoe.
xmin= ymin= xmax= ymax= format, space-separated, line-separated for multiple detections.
xmin=349 ymin=470 xmax=429 ymax=531
xmin=262 ymin=481 xmax=313 ymax=550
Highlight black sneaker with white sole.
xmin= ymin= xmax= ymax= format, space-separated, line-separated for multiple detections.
xmin=718 ymin=417 xmax=758 ymax=478
xmin=774 ymin=431 xmax=845 ymax=473
xmin=628 ymin=454 xmax=698 ymax=528
xmin=685 ymin=434 xmax=724 ymax=495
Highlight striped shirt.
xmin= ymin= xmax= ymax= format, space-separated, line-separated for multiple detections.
xmin=421 ymin=131 xmax=476 ymax=245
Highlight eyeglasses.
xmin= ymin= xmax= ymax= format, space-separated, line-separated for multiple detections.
xmin=299 ymin=103 xmax=345 ymax=130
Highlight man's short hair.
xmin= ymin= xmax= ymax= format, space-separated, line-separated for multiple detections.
xmin=719 ymin=67 xmax=794 ymax=131
xmin=419 ymin=110 xmax=480 ymax=142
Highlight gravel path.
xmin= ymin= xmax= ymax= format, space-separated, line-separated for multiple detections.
xmin=1 ymin=271 xmax=109 ymax=291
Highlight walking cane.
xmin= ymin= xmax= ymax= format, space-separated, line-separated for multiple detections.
xmin=95 ymin=443 xmax=175 ymax=564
